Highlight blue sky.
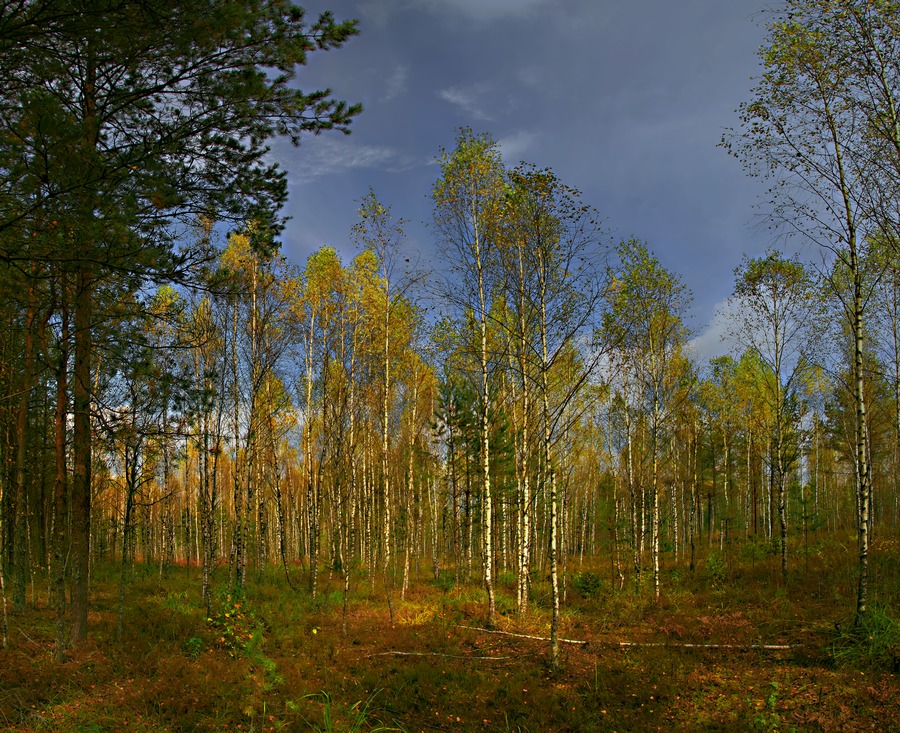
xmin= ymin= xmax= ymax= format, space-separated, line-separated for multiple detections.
xmin=276 ymin=0 xmax=779 ymax=359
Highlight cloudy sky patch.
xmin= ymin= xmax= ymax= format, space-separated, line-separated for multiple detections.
xmin=383 ymin=64 xmax=409 ymax=101
xmin=438 ymin=83 xmax=495 ymax=121
xmin=498 ymin=130 xmax=539 ymax=165
xmin=283 ymin=0 xmax=774 ymax=359
xmin=290 ymin=138 xmax=402 ymax=183
xmin=419 ymin=0 xmax=549 ymax=22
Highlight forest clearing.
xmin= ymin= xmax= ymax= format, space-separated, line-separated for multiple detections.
xmin=3 ymin=1 xmax=900 ymax=731
xmin=0 ymin=537 xmax=897 ymax=732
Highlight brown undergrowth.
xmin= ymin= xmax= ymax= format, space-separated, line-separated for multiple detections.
xmin=0 ymin=537 xmax=897 ymax=732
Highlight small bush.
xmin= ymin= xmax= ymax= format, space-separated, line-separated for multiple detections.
xmin=705 ymin=551 xmax=727 ymax=588
xmin=571 ymin=571 xmax=605 ymax=598
xmin=207 ymin=592 xmax=257 ymax=657
xmin=749 ymin=681 xmax=781 ymax=731
xmin=183 ymin=636 xmax=203 ymax=659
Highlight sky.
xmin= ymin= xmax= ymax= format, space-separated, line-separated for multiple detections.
xmin=275 ymin=0 xmax=780 ymax=361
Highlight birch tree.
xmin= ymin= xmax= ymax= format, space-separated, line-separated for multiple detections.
xmin=723 ymin=0 xmax=900 ymax=618
xmin=432 ymin=129 xmax=505 ymax=626
xmin=603 ymin=240 xmax=692 ymax=600
xmin=501 ymin=165 xmax=608 ymax=664
xmin=726 ymin=251 xmax=818 ymax=582
xmin=352 ymin=191 xmax=420 ymax=621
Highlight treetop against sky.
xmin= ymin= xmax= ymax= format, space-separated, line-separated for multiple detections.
xmin=279 ymin=0 xmax=773 ymax=356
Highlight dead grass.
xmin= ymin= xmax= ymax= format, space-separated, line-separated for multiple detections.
xmin=0 ymin=537 xmax=897 ymax=732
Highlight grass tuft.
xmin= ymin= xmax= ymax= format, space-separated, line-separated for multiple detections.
xmin=831 ymin=604 xmax=900 ymax=671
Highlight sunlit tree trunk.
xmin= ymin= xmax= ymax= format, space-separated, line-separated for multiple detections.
xmin=851 ymin=244 xmax=870 ymax=618
xmin=304 ymin=307 xmax=318 ymax=599
xmin=477 ymin=245 xmax=497 ymax=627
xmin=231 ymin=292 xmax=246 ymax=591
xmin=651 ymin=390 xmax=661 ymax=600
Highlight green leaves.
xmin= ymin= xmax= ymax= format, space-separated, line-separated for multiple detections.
xmin=0 ymin=0 xmax=362 ymax=263
xmin=604 ymin=238 xmax=691 ymax=356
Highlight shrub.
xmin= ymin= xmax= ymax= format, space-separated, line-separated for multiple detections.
xmin=705 ymin=551 xmax=727 ymax=588
xmin=207 ymin=592 xmax=257 ymax=657
xmin=571 ymin=571 xmax=605 ymax=598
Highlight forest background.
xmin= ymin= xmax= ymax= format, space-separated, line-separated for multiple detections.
xmin=0 ymin=1 xmax=899 ymax=731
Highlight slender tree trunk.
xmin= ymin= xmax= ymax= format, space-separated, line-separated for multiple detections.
xmin=893 ymin=282 xmax=900 ymax=524
xmin=381 ymin=294 xmax=395 ymax=624
xmin=448 ymin=417 xmax=460 ymax=585
xmin=430 ymin=473 xmax=440 ymax=581
xmin=70 ymin=269 xmax=92 ymax=642
xmin=70 ymin=45 xmax=101 ymax=644
xmin=547 ymin=440 xmax=560 ymax=666
xmin=342 ymin=345 xmax=359 ymax=635
xmin=625 ymin=400 xmax=639 ymax=585
xmin=511 ymin=244 xmax=532 ymax=616
xmin=673 ymin=440 xmax=680 ymax=561
xmin=518 ymin=386 xmax=532 ymax=616
xmin=12 ymin=279 xmax=37 ymax=612
xmin=52 ymin=288 xmax=70 ymax=661
xmin=749 ymin=429 xmax=756 ymax=536
xmin=401 ymin=375 xmax=419 ymax=600
xmin=250 ymin=262 xmax=263 ymax=575
xmin=273 ymin=432 xmax=294 ymax=590
xmin=775 ymin=383 xmax=788 ymax=584
xmin=199 ymin=411 xmax=213 ymax=613
xmin=651 ymin=401 xmax=661 ymax=601
xmin=480 ymin=307 xmax=496 ymax=627
xmin=116 ymin=445 xmax=138 ymax=642
xmin=689 ymin=423 xmax=697 ymax=573
xmin=0 ymin=562 xmax=6 ymax=649
xmin=231 ymin=294 xmax=245 ymax=592
xmin=851 ymin=249 xmax=870 ymax=620
xmin=304 ymin=310 xmax=318 ymax=598
xmin=538 ymin=270 xmax=560 ymax=666
xmin=613 ymin=488 xmax=624 ymax=587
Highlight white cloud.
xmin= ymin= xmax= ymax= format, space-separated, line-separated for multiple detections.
xmin=438 ymin=83 xmax=494 ymax=121
xmin=291 ymin=139 xmax=403 ymax=183
xmin=498 ymin=130 xmax=538 ymax=164
xmin=687 ymin=299 xmax=740 ymax=365
xmin=383 ymin=64 xmax=409 ymax=102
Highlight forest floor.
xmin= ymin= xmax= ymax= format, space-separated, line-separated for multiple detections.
xmin=1 ymin=535 xmax=898 ymax=732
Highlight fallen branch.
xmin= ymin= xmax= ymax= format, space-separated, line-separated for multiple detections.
xmin=366 ymin=650 xmax=511 ymax=660
xmin=458 ymin=625 xmax=802 ymax=651
xmin=614 ymin=641 xmax=800 ymax=650
xmin=458 ymin=625 xmax=587 ymax=646
xmin=17 ymin=628 xmax=43 ymax=648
